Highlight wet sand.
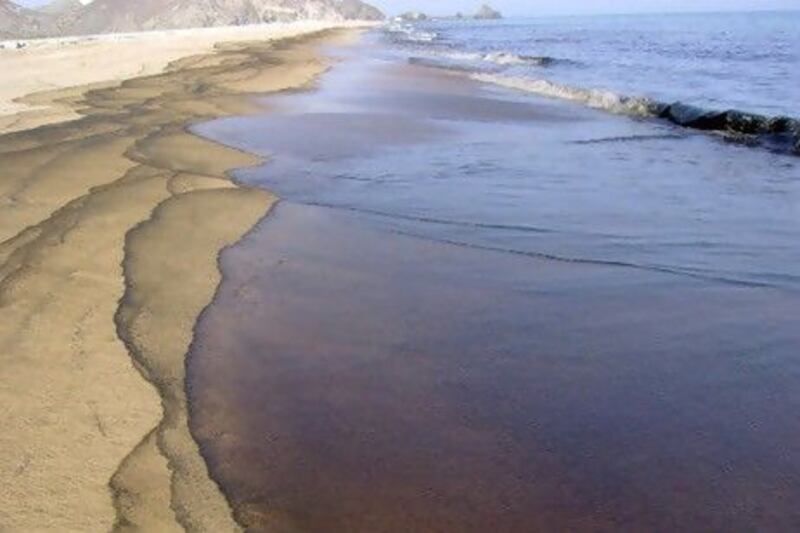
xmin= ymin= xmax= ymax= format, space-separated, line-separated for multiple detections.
xmin=0 ymin=28 xmax=360 ymax=531
xmin=189 ymin=40 xmax=800 ymax=531
xmin=190 ymin=202 xmax=800 ymax=532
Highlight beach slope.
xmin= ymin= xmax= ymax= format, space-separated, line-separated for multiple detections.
xmin=0 ymin=23 xmax=361 ymax=531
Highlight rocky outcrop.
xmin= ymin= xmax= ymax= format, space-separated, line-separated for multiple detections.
xmin=474 ymin=4 xmax=502 ymax=19
xmin=396 ymin=11 xmax=427 ymax=22
xmin=38 ymin=0 xmax=87 ymax=34
xmin=70 ymin=0 xmax=383 ymax=33
xmin=337 ymin=0 xmax=382 ymax=20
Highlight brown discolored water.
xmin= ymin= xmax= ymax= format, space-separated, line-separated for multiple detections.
xmin=188 ymin=36 xmax=800 ymax=532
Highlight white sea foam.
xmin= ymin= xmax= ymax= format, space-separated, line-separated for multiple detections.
xmin=436 ymin=51 xmax=525 ymax=66
xmin=408 ymin=30 xmax=438 ymax=42
xmin=387 ymin=27 xmax=554 ymax=68
xmin=408 ymin=50 xmax=557 ymax=73
xmin=483 ymin=52 xmax=521 ymax=65
xmin=472 ymin=73 xmax=657 ymax=116
xmin=486 ymin=52 xmax=558 ymax=66
xmin=387 ymin=23 xmax=438 ymax=43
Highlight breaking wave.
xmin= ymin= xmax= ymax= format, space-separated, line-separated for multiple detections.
xmin=470 ymin=73 xmax=800 ymax=155
xmin=481 ymin=51 xmax=557 ymax=66
xmin=472 ymin=73 xmax=659 ymax=116
xmin=385 ymin=25 xmax=560 ymax=68
xmin=471 ymin=73 xmax=800 ymax=155
xmin=384 ymin=21 xmax=799 ymax=155
xmin=385 ymin=23 xmax=439 ymax=43
xmin=408 ymin=51 xmax=559 ymax=74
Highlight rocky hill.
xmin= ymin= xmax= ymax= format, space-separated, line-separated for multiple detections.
xmin=0 ymin=0 xmax=52 ymax=38
xmin=38 ymin=0 xmax=84 ymax=15
xmin=0 ymin=0 xmax=383 ymax=39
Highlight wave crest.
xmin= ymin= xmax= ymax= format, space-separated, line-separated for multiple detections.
xmin=471 ymin=74 xmax=800 ymax=155
xmin=482 ymin=52 xmax=556 ymax=66
xmin=472 ymin=73 xmax=657 ymax=116
xmin=386 ymin=23 xmax=439 ymax=43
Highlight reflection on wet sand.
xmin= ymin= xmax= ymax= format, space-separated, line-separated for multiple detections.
xmin=188 ymin=37 xmax=800 ymax=532
xmin=189 ymin=203 xmax=800 ymax=532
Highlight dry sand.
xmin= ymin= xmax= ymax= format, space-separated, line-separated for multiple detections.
xmin=0 ymin=25 xmax=363 ymax=531
xmin=0 ymin=21 xmax=367 ymax=135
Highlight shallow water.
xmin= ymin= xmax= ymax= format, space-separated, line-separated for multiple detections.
xmin=190 ymin=203 xmax=800 ymax=531
xmin=189 ymin=35 xmax=800 ymax=530
xmin=198 ymin=36 xmax=800 ymax=290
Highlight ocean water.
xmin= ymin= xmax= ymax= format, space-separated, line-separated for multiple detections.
xmin=189 ymin=26 xmax=800 ymax=530
xmin=388 ymin=11 xmax=800 ymax=120
xmin=198 ymin=29 xmax=800 ymax=290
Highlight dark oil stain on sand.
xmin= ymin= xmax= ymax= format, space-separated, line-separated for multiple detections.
xmin=187 ymin=37 xmax=800 ymax=531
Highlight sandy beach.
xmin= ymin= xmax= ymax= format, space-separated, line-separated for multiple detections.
xmin=0 ymin=21 xmax=366 ymax=134
xmin=0 ymin=23 xmax=363 ymax=531
xmin=3 ymin=7 xmax=799 ymax=532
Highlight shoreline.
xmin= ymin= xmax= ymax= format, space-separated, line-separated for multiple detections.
xmin=0 ymin=25 xmax=363 ymax=531
xmin=186 ymin=33 xmax=800 ymax=530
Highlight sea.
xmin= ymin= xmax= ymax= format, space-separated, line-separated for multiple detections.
xmin=189 ymin=12 xmax=800 ymax=531
xmin=387 ymin=11 xmax=800 ymax=118
xmin=200 ymin=12 xmax=800 ymax=291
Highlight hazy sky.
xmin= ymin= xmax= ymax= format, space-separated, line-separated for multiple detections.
xmin=16 ymin=0 xmax=800 ymax=16
xmin=371 ymin=0 xmax=800 ymax=16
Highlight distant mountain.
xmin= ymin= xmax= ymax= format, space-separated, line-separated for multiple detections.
xmin=38 ymin=0 xmax=83 ymax=15
xmin=474 ymin=4 xmax=502 ymax=19
xmin=37 ymin=0 xmax=85 ymax=34
xmin=336 ymin=0 xmax=382 ymax=20
xmin=0 ymin=0 xmax=53 ymax=38
xmin=395 ymin=11 xmax=427 ymax=22
xmin=1 ymin=0 xmax=383 ymax=39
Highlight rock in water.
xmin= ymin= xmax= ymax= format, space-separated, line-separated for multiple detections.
xmin=767 ymin=116 xmax=800 ymax=136
xmin=724 ymin=110 xmax=768 ymax=135
xmin=396 ymin=11 xmax=427 ymax=21
xmin=660 ymin=102 xmax=728 ymax=130
xmin=474 ymin=4 xmax=502 ymax=19
xmin=658 ymin=103 xmax=800 ymax=155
